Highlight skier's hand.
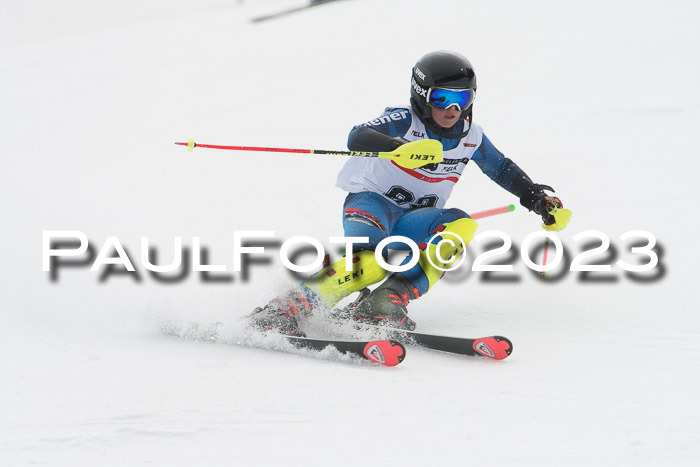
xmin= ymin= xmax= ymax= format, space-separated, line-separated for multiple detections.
xmin=520 ymin=184 xmax=572 ymax=231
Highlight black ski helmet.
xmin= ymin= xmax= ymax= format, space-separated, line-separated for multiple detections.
xmin=410 ymin=51 xmax=477 ymax=139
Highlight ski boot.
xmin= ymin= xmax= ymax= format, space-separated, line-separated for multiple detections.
xmin=247 ymin=287 xmax=316 ymax=337
xmin=348 ymin=273 xmax=418 ymax=331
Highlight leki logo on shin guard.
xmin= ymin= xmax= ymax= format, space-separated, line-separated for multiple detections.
xmin=336 ymin=269 xmax=364 ymax=285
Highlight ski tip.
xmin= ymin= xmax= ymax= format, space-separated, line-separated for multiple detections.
xmin=363 ymin=340 xmax=406 ymax=366
xmin=508 ymin=204 xmax=516 ymax=212
xmin=473 ymin=336 xmax=513 ymax=360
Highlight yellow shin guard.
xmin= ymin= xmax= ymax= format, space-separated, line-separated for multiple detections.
xmin=418 ymin=217 xmax=478 ymax=293
xmin=304 ymin=250 xmax=387 ymax=307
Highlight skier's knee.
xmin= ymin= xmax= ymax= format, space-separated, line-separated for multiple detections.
xmin=439 ymin=217 xmax=478 ymax=249
xmin=343 ymin=222 xmax=388 ymax=251
xmin=443 ymin=207 xmax=469 ymax=221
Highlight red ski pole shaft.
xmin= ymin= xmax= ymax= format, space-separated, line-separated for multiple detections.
xmin=177 ymin=143 xmax=313 ymax=154
xmin=174 ymin=140 xmax=372 ymax=157
xmin=540 ymin=236 xmax=550 ymax=278
xmin=470 ymin=204 xmax=516 ymax=220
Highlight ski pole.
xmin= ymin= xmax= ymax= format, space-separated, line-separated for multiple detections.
xmin=470 ymin=204 xmax=515 ymax=220
xmin=540 ymin=236 xmax=550 ymax=279
xmin=174 ymin=138 xmax=443 ymax=170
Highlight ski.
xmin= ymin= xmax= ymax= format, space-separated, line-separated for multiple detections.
xmin=329 ymin=316 xmax=512 ymax=360
xmin=367 ymin=327 xmax=513 ymax=360
xmin=285 ymin=335 xmax=406 ymax=367
xmin=160 ymin=320 xmax=406 ymax=367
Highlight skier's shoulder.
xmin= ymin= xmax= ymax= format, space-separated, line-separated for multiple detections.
xmin=381 ymin=105 xmax=412 ymax=117
xmin=469 ymin=121 xmax=484 ymax=135
xmin=362 ymin=105 xmax=413 ymax=126
xmin=468 ymin=123 xmax=507 ymax=163
xmin=463 ymin=120 xmax=485 ymax=146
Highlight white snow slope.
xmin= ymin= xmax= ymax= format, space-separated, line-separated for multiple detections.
xmin=2 ymin=0 xmax=700 ymax=465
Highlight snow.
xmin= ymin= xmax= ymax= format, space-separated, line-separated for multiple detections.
xmin=2 ymin=0 xmax=700 ymax=465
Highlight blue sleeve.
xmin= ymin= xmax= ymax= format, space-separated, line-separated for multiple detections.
xmin=347 ymin=107 xmax=413 ymax=150
xmin=471 ymin=134 xmax=534 ymax=197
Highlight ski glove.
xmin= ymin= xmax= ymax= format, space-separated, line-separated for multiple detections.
xmin=519 ymin=183 xmax=572 ymax=231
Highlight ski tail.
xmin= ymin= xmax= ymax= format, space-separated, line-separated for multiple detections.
xmin=472 ymin=336 xmax=513 ymax=360
xmin=363 ymin=340 xmax=406 ymax=366
xmin=285 ymin=336 xmax=406 ymax=367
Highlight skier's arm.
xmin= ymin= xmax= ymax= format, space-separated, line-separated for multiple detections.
xmin=347 ymin=108 xmax=413 ymax=152
xmin=348 ymin=126 xmax=408 ymax=152
xmin=472 ymin=134 xmax=570 ymax=230
xmin=471 ymin=134 xmax=534 ymax=197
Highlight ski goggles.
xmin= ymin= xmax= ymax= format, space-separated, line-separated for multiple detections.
xmin=426 ymin=87 xmax=475 ymax=111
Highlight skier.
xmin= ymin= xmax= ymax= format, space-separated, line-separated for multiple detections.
xmin=249 ymin=50 xmax=571 ymax=336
